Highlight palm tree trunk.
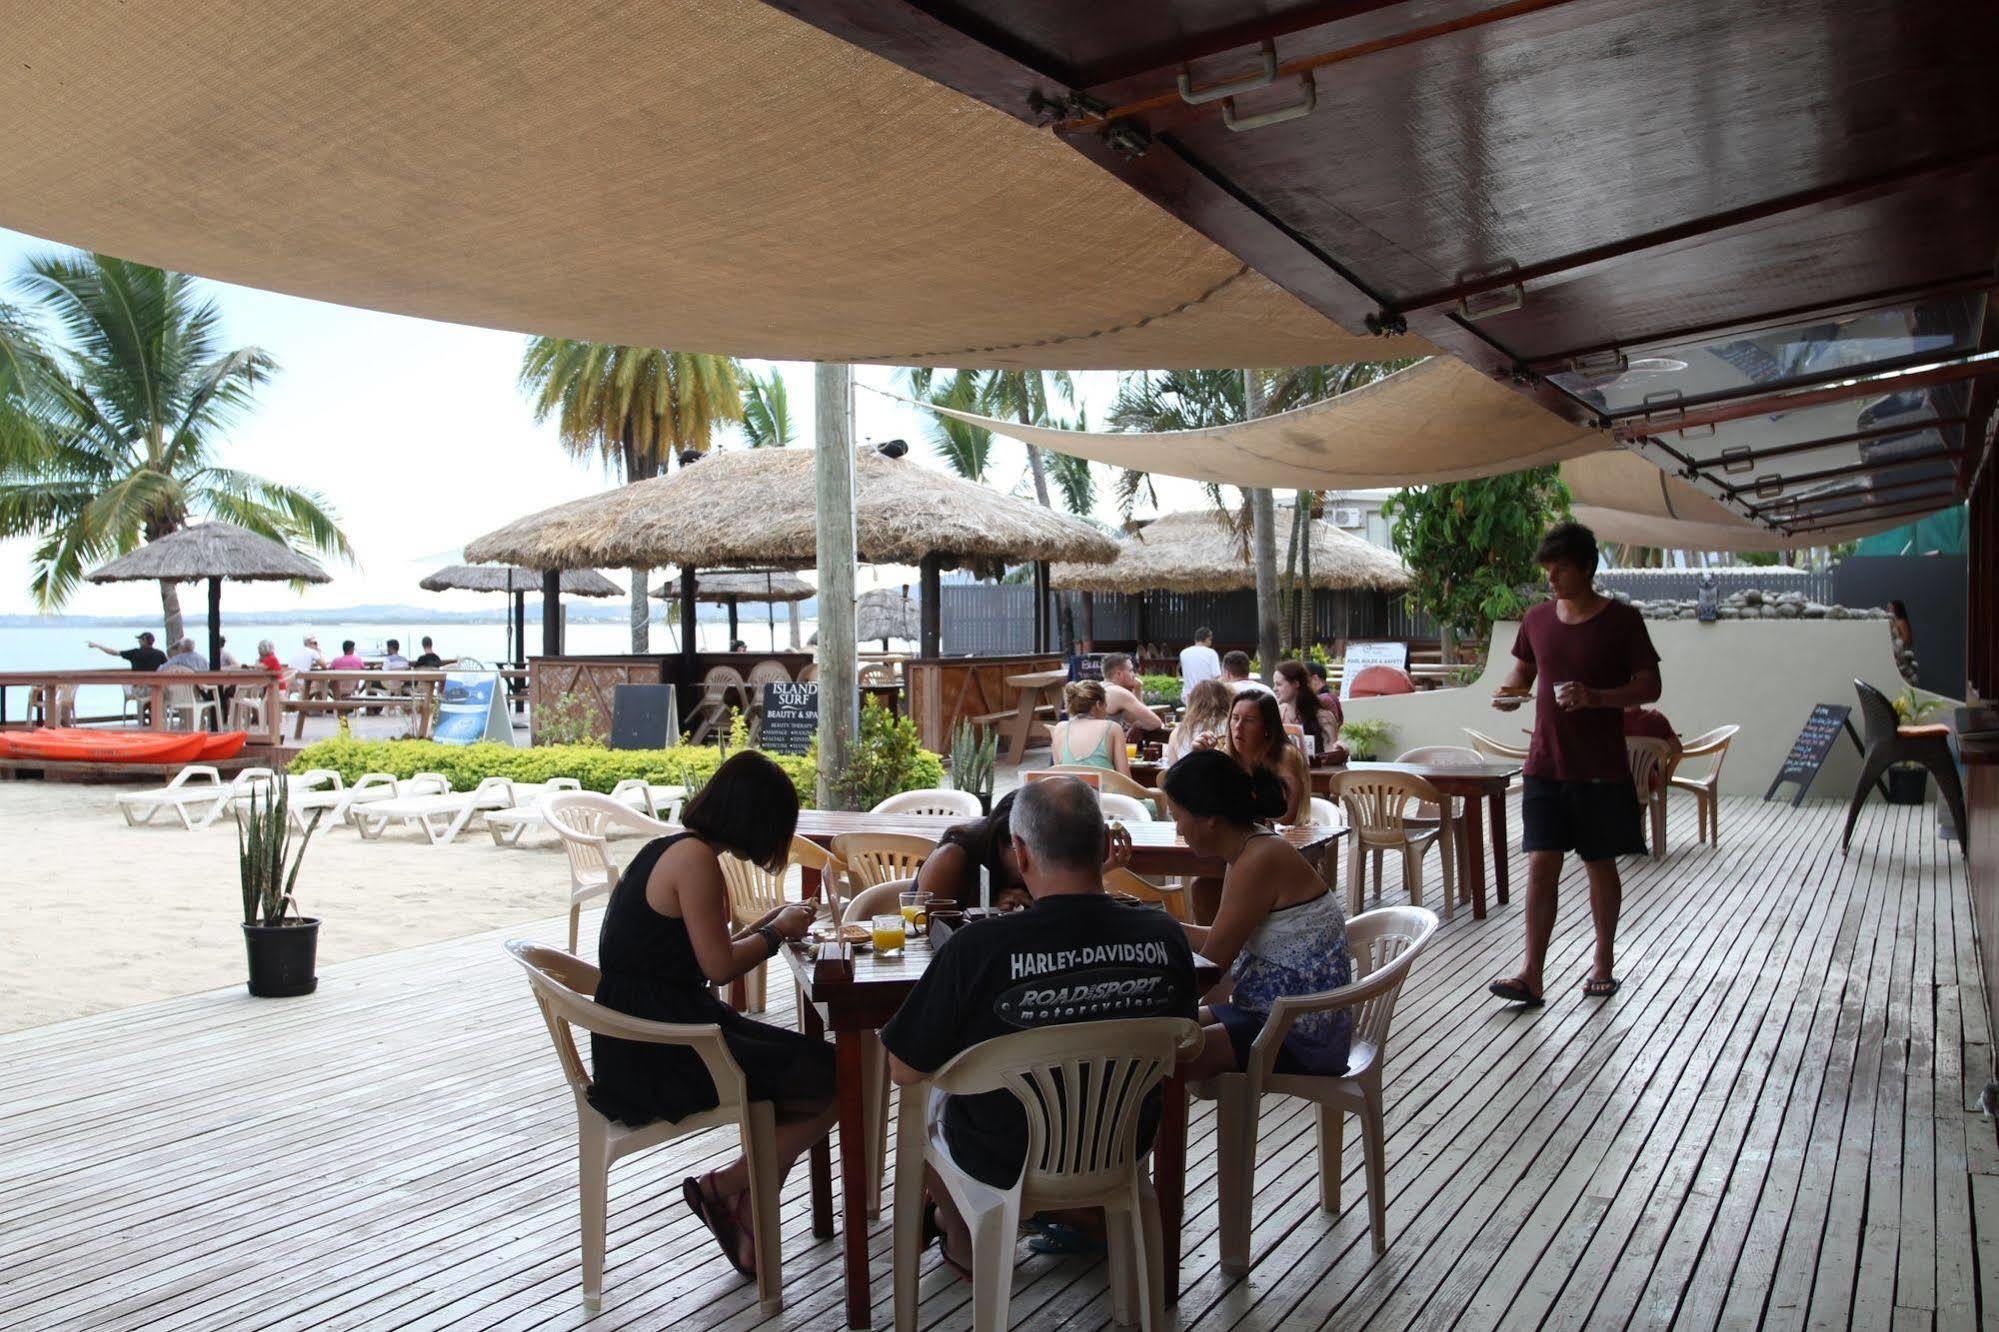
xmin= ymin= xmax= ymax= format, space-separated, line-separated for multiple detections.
xmin=160 ymin=580 xmax=184 ymax=647
xmin=1281 ymin=495 xmax=1304 ymax=650
xmin=1245 ymin=370 xmax=1279 ymax=680
xmin=630 ymin=567 xmax=650 ymax=653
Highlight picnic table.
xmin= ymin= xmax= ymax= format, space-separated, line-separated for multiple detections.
xmin=979 ymin=667 xmax=1067 ymax=765
xmin=290 ymin=669 xmax=447 ymax=738
xmin=776 ymin=809 xmax=1344 ymax=1327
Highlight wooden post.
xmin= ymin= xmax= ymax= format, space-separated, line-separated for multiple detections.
xmin=919 ymin=553 xmax=942 ymax=659
xmin=512 ymin=590 xmax=526 ymax=668
xmin=726 ymin=598 xmax=740 ymax=649
xmin=815 ymin=364 xmax=858 ymax=810
xmin=679 ymin=566 xmax=699 ymax=685
xmin=788 ymin=600 xmax=802 ymax=650
xmin=1033 ymin=561 xmax=1050 ymax=654
xmin=205 ymin=577 xmax=223 ymax=676
xmin=541 ymin=569 xmax=561 ymax=657
xmin=1080 ymin=590 xmax=1095 ymax=653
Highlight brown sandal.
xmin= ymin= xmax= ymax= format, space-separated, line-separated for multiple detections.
xmin=682 ymin=1172 xmax=755 ymax=1278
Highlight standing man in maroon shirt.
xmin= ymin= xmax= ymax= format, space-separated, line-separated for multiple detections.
xmin=1488 ymin=522 xmax=1661 ymax=1005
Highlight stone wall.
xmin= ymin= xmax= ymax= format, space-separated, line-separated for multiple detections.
xmin=1602 ymin=586 xmax=1889 ymax=622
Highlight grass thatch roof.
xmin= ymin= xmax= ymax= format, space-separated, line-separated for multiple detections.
xmin=650 ymin=570 xmax=815 ymax=603
xmin=85 ymin=522 xmax=331 ymax=584
xmin=464 ymin=446 xmax=1119 ymax=571
xmin=1050 ymin=508 xmax=1410 ymax=594
xmin=857 ymin=587 xmax=920 ymax=641
xmin=418 ymin=564 xmax=621 ymax=597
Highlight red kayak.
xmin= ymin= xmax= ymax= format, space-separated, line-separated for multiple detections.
xmin=0 ymin=728 xmax=243 ymax=764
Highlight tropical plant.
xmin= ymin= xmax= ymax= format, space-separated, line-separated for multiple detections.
xmin=237 ymin=781 xmax=322 ymax=928
xmin=1382 ymin=467 xmax=1572 ymax=658
xmin=1338 ymin=717 xmax=1395 ymax=762
xmin=829 ymin=697 xmax=930 ymax=812
xmin=1892 ymin=687 xmax=1944 ymax=725
xmin=1138 ymin=673 xmax=1183 ymax=707
xmin=0 ymin=254 xmax=352 ymax=640
xmin=519 ymin=338 xmax=744 ymax=651
xmin=947 ymin=719 xmax=998 ymax=804
xmin=739 ymin=367 xmax=795 ymax=447
xmin=1043 ymin=409 xmax=1097 ymax=517
xmin=920 ymin=369 xmax=993 ymax=481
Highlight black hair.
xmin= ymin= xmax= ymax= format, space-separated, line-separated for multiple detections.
xmin=341 ymin=639 xmax=357 ymax=654
xmin=1306 ymin=661 xmax=1328 ymax=683
xmin=936 ymin=789 xmax=1017 ymax=898
xmin=1533 ymin=521 xmax=1599 ymax=577
xmin=680 ymin=750 xmax=800 ymax=871
xmin=1888 ymin=600 xmax=1909 ymax=618
xmin=1194 ymin=627 xmax=1213 ymax=643
xmin=1163 ymin=748 xmax=1287 ymax=823
xmin=421 ymin=636 xmax=434 ymax=648
xmin=1221 ymin=649 xmax=1252 ymax=677
xmin=386 ymin=638 xmax=400 ymax=652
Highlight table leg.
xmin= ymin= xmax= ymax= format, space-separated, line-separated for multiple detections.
xmin=1463 ymin=792 xmax=1488 ymax=919
xmin=1156 ymin=1073 xmax=1190 ymax=1304
xmin=803 ymin=1002 xmax=834 ymax=1239
xmin=835 ymin=1028 xmax=873 ymax=1328
xmin=1490 ymin=788 xmax=1510 ymax=905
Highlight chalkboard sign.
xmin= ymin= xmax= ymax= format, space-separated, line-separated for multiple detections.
xmin=759 ymin=681 xmax=819 ymax=755
xmin=1072 ymin=653 xmax=1106 ymax=682
xmin=610 ymin=684 xmax=677 ymax=750
xmin=1764 ymin=702 xmax=1866 ymax=806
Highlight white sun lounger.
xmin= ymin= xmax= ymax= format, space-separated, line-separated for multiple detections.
xmin=116 ymin=765 xmax=229 ymax=830
xmin=285 ymin=770 xmax=417 ymax=830
xmin=483 ymin=778 xmax=685 ymax=847
xmin=350 ymin=775 xmax=534 ymax=846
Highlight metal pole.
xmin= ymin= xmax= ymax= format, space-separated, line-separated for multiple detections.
xmin=815 ymin=364 xmax=859 ymax=809
xmin=919 ymin=553 xmax=942 ymax=659
xmin=206 ymin=577 xmax=223 ymax=676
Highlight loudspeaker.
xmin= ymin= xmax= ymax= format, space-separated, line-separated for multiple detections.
xmin=609 ymin=684 xmax=677 ymax=750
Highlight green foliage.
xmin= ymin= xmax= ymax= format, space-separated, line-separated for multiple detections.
xmin=1893 ymin=688 xmax=1944 ymax=724
xmin=519 ymin=338 xmax=743 ymax=479
xmin=830 ymin=699 xmax=941 ymax=812
xmin=1382 ymin=468 xmax=1571 ymax=642
xmin=1338 ymin=717 xmax=1395 ymax=762
xmin=738 ymin=367 xmax=794 ymax=447
xmin=534 ymin=691 xmax=604 ymax=748
xmin=1735 ymin=550 xmax=1782 ymax=567
xmin=921 ymin=369 xmax=993 ymax=481
xmin=947 ymin=720 xmax=998 ymax=802
xmin=236 ymin=781 xmax=320 ymax=927
xmin=1139 ymin=673 xmax=1184 ymax=707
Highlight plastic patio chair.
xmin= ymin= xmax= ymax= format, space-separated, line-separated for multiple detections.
xmin=1098 ymin=791 xmax=1154 ymax=824
xmin=1305 ymin=796 xmax=1345 ymax=828
xmin=830 ymin=832 xmax=934 ymax=892
xmin=890 ymin=1016 xmax=1205 ymax=1332
xmin=1842 ymin=678 xmax=1969 ymax=857
xmin=1103 ymin=865 xmax=1190 ymax=921
xmin=688 ymin=666 xmax=750 ymax=744
xmin=1044 ymin=764 xmax=1162 ymax=816
xmin=543 ymin=791 xmax=677 ymax=953
xmin=1669 ymin=724 xmax=1740 ymax=845
xmin=1626 ymin=736 xmax=1674 ymax=858
xmin=719 ymin=834 xmax=848 ymax=1014
xmin=349 ymin=774 xmax=523 ymax=845
xmin=870 ymin=788 xmax=982 ymax=819
xmin=1199 ymin=906 xmax=1439 ymax=1274
xmin=1461 ymin=727 xmax=1529 ymax=762
xmin=114 ymin=764 xmax=227 ymax=829
xmin=1330 ymin=769 xmax=1456 ymax=921
xmin=507 ymin=940 xmax=793 ymax=1316
xmin=157 ymin=666 xmax=219 ymax=732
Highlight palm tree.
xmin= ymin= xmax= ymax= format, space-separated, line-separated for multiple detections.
xmin=0 ymin=254 xmax=350 ymax=642
xmin=519 ymin=340 xmax=743 ymax=650
xmin=739 ymin=367 xmax=795 ymax=447
xmin=920 ymin=369 xmax=993 ymax=481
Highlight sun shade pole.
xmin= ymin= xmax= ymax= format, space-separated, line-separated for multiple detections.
xmin=541 ymin=569 xmax=561 ymax=657
xmin=207 ymin=577 xmax=223 ymax=680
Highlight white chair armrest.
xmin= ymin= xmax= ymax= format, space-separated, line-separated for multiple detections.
xmin=1245 ymin=965 xmax=1407 ymax=1083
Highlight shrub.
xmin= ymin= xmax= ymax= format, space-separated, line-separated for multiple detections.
xmin=1338 ymin=717 xmax=1395 ymax=762
xmin=534 ymin=691 xmax=604 ymax=748
xmin=1138 ymin=673 xmax=1183 ymax=707
xmin=828 ymin=699 xmax=942 ymax=812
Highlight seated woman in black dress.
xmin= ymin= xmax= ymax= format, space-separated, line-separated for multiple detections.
xmin=589 ymin=751 xmax=837 ymax=1279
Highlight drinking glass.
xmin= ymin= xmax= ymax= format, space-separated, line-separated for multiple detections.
xmin=870 ymin=913 xmax=907 ymax=955
xmin=898 ymin=889 xmax=930 ymax=929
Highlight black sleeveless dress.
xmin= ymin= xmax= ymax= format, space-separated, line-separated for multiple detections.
xmin=588 ymin=833 xmax=835 ymax=1127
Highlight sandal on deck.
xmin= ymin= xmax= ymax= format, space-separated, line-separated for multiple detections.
xmin=682 ymin=1172 xmax=755 ymax=1278
xmin=1487 ymin=979 xmax=1544 ymax=1007
xmin=1581 ymin=976 xmax=1622 ymax=999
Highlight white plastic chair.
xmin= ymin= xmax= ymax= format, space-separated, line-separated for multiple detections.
xmin=350 ymin=774 xmax=522 ymax=845
xmin=1461 ymin=727 xmax=1529 ymax=762
xmin=1331 ymin=769 xmax=1456 ymax=921
xmin=1098 ymin=792 xmax=1154 ymax=824
xmin=158 ymin=666 xmax=219 ymax=732
xmin=688 ymin=666 xmax=749 ymax=744
xmin=891 ymin=1016 xmax=1205 ymax=1332
xmin=870 ymin=788 xmax=982 ymax=819
xmin=211 ymin=766 xmax=281 ymax=825
xmin=719 ymin=835 xmax=848 ymax=1014
xmin=228 ymin=680 xmax=273 ymax=731
xmin=830 ymin=832 xmax=934 ymax=892
xmin=114 ymin=765 xmax=227 ymax=829
xmin=327 ymin=771 xmax=449 ymax=828
xmin=507 ymin=940 xmax=790 ymax=1316
xmin=1045 ymin=764 xmax=1161 ymax=816
xmin=1305 ymin=796 xmax=1344 ymax=828
xmin=1627 ymin=736 xmax=1674 ymax=858
xmin=544 ymin=791 xmax=676 ymax=953
xmin=1201 ymin=906 xmax=1438 ymax=1274
xmin=1669 ymin=724 xmax=1739 ymax=845
xmin=483 ymin=778 xmax=584 ymax=846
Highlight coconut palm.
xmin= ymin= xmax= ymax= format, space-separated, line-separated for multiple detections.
xmin=739 ymin=367 xmax=794 ymax=447
xmin=0 ymin=253 xmax=350 ymax=641
xmin=920 ymin=369 xmax=993 ymax=482
xmin=519 ymin=339 xmax=743 ymax=650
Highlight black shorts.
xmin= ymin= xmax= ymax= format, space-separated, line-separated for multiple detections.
xmin=1520 ymin=776 xmax=1646 ymax=863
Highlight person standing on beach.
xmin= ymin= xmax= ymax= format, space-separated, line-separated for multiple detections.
xmin=1488 ymin=521 xmax=1660 ymax=1006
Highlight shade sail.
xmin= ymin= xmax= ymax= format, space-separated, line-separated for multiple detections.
xmin=905 ymin=357 xmax=1606 ymax=489
xmin=1051 ymin=508 xmax=1408 ymax=594
xmin=1560 ymin=451 xmax=1921 ymax=551
xmin=0 ymin=1 xmax=1428 ymax=372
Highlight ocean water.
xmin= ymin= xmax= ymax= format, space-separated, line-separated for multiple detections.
xmin=0 ymin=618 xmax=845 ymax=720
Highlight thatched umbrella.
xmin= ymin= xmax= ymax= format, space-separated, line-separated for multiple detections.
xmin=86 ymin=522 xmax=331 ymax=670
xmin=419 ymin=565 xmax=620 ymax=664
xmin=651 ymin=570 xmax=814 ymax=651
xmin=857 ymin=587 xmax=920 ymax=649
xmin=467 ymin=444 xmax=1117 ymax=659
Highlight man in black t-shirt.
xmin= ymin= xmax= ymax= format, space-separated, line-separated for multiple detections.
xmin=88 ymin=631 xmax=166 ymax=671
xmin=412 ymin=636 xmax=444 ymax=670
xmin=881 ymin=777 xmax=1197 ymax=1276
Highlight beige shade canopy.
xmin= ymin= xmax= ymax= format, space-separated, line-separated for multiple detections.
xmin=465 ymin=446 xmax=1119 ymax=571
xmin=0 ymin=0 xmax=1428 ymax=372
xmin=1052 ymin=508 xmax=1410 ymax=595
xmin=906 ymin=357 xmax=1607 ymax=489
xmin=418 ymin=565 xmax=621 ymax=597
xmin=652 ymin=570 xmax=815 ymax=603
xmin=1560 ymin=451 xmax=1917 ymax=551
xmin=85 ymin=522 xmax=330 ymax=584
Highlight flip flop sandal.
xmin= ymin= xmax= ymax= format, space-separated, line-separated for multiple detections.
xmin=1581 ymin=976 xmax=1622 ymax=998
xmin=1487 ymin=979 xmax=1545 ymax=1007
xmin=682 ymin=1173 xmax=755 ymax=1279
xmin=924 ymin=1201 xmax=972 ymax=1283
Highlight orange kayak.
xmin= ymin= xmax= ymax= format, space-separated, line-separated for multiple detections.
xmin=0 ymin=728 xmax=233 ymax=764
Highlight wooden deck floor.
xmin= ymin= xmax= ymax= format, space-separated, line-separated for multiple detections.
xmin=1 ymin=796 xmax=1992 ymax=1330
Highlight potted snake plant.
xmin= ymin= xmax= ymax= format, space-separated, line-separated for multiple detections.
xmin=238 ymin=780 xmax=324 ymax=997
xmin=949 ymin=719 xmax=998 ymax=814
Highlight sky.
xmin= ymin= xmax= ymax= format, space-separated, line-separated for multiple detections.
xmin=0 ymin=225 xmax=1221 ymax=619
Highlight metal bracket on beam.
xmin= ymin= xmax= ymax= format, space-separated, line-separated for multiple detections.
xmin=1103 ymin=120 xmax=1152 ymax=159
xmin=1222 ymin=74 xmax=1316 ymax=132
xmin=1568 ymin=348 xmax=1627 ymax=380
xmin=1719 ymin=445 xmax=1754 ymax=474
xmin=1178 ymin=40 xmax=1276 ymax=105
xmin=1456 ymin=262 xmax=1522 ymax=321
xmin=1753 ymin=474 xmax=1786 ymax=499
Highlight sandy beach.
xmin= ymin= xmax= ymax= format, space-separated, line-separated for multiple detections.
xmin=0 ymin=779 xmax=589 ymax=1032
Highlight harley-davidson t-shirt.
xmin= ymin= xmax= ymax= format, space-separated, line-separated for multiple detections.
xmin=879 ymin=893 xmax=1197 ymax=1187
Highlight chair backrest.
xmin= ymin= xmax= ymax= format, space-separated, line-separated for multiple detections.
xmin=1678 ymin=723 xmax=1740 ymax=755
xmin=1043 ymin=764 xmax=1160 ymax=813
xmin=831 ymin=832 xmax=935 ymax=890
xmin=1328 ymin=906 xmax=1438 ymax=1069
xmin=929 ymin=1016 xmax=1203 ymax=1203
xmin=1853 ymin=678 xmax=1899 ymax=746
xmin=1330 ymin=769 xmax=1441 ymax=839
xmin=717 ymin=833 xmax=834 ymax=923
xmin=843 ymin=875 xmax=917 ymax=925
xmin=871 ymin=788 xmax=982 ymax=819
xmin=1098 ymin=792 xmax=1153 ymax=824
xmin=157 ymin=664 xmax=198 ymax=708
xmin=798 ymin=663 xmax=819 ymax=683
xmin=1031 ymin=766 xmax=1102 ymax=789
xmin=859 ymin=662 xmax=896 ymax=686
xmin=544 ymin=791 xmax=675 ymax=899
xmin=1461 ymin=727 xmax=1529 ymax=761
xmin=1626 ymin=736 xmax=1672 ymax=793
xmin=1396 ymin=745 xmax=1482 ymax=767
xmin=1306 ymin=796 xmax=1344 ymax=828
xmin=1102 ymin=867 xmax=1189 ymax=921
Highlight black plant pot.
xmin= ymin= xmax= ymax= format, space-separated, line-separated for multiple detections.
xmin=1884 ymin=766 xmax=1929 ymax=806
xmin=243 ymin=918 xmax=320 ymax=997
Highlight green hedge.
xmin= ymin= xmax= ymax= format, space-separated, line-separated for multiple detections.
xmin=287 ymin=737 xmax=943 ymax=810
xmin=1139 ymin=673 xmax=1183 ymax=707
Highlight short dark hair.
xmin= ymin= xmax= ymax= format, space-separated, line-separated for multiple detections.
xmin=1221 ymin=650 xmax=1252 ymax=677
xmin=681 ymin=750 xmax=800 ymax=871
xmin=1194 ymin=627 xmax=1213 ymax=643
xmin=1534 ymin=521 xmax=1599 ymax=576
xmin=421 ymin=636 xmax=434 ymax=648
xmin=136 ymin=631 xmax=154 ymax=642
xmin=1102 ymin=652 xmax=1133 ymax=677
xmin=341 ymin=640 xmax=357 ymax=654
xmin=1011 ymin=777 xmax=1105 ymax=873
xmin=1163 ymin=748 xmax=1286 ymax=824
xmin=386 ymin=638 xmax=400 ymax=652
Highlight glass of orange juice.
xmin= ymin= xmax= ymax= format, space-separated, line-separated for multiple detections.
xmin=899 ymin=889 xmax=930 ymax=929
xmin=1126 ymin=742 xmax=1139 ymax=759
xmin=870 ymin=913 xmax=907 ymax=955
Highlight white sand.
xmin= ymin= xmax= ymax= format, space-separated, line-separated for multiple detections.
xmin=0 ymin=780 xmax=589 ymax=1033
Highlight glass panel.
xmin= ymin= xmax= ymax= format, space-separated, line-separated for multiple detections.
xmin=1551 ymin=292 xmax=1984 ymax=415
xmin=1674 ymin=388 xmax=1967 ymax=478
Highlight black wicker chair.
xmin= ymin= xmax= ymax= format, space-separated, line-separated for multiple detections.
xmin=1841 ymin=679 xmax=1968 ymax=858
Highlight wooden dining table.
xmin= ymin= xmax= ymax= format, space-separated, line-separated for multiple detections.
xmin=779 ymin=809 xmax=1344 ymax=1328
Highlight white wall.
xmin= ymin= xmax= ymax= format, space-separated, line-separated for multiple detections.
xmin=1341 ymin=618 xmax=1939 ymax=799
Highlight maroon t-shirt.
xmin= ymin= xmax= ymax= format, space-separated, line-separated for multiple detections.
xmin=1512 ymin=599 xmax=1660 ymax=782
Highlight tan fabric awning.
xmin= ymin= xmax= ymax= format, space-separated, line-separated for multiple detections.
xmin=0 ymin=0 xmax=1429 ymax=372
xmin=904 ymin=357 xmax=1606 ymax=488
xmin=1559 ymin=451 xmax=1927 ymax=550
